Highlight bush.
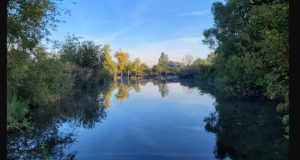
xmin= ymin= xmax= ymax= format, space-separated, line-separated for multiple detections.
xmin=7 ymin=95 xmax=30 ymax=130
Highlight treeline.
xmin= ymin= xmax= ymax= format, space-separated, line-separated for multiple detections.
xmin=103 ymin=49 xmax=191 ymax=79
xmin=6 ymin=0 xmax=180 ymax=131
xmin=7 ymin=0 xmax=114 ymax=131
xmin=180 ymin=0 xmax=289 ymax=137
xmin=8 ymin=36 xmax=112 ymax=131
xmin=101 ymin=45 xmax=150 ymax=79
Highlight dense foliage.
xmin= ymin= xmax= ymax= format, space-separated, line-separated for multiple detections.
xmin=7 ymin=0 xmax=111 ymax=131
xmin=202 ymin=0 xmax=288 ymax=108
xmin=7 ymin=0 xmax=289 ymax=141
xmin=179 ymin=0 xmax=289 ymax=138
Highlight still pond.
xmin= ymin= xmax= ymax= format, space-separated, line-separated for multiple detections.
xmin=8 ymin=80 xmax=288 ymax=160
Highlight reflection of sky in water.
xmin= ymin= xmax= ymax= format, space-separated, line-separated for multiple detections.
xmin=62 ymin=81 xmax=217 ymax=160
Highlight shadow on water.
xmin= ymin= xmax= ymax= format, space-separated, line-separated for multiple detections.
xmin=179 ymin=80 xmax=289 ymax=160
xmin=8 ymin=79 xmax=288 ymax=160
xmin=7 ymin=84 xmax=107 ymax=159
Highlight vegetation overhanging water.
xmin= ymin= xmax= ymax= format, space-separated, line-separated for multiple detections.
xmin=8 ymin=79 xmax=288 ymax=159
xmin=7 ymin=0 xmax=289 ymax=159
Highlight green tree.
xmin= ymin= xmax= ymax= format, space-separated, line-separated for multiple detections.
xmin=7 ymin=0 xmax=66 ymax=130
xmin=132 ymin=58 xmax=141 ymax=77
xmin=140 ymin=63 xmax=149 ymax=76
xmin=158 ymin=52 xmax=168 ymax=72
xmin=202 ymin=0 xmax=288 ymax=104
xmin=75 ymin=41 xmax=101 ymax=69
xmin=152 ymin=64 xmax=163 ymax=74
xmin=59 ymin=35 xmax=81 ymax=64
xmin=125 ymin=61 xmax=133 ymax=79
xmin=8 ymin=0 xmax=64 ymax=50
xmin=202 ymin=0 xmax=289 ymax=137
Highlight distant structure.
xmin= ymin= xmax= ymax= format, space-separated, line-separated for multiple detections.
xmin=166 ymin=61 xmax=183 ymax=74
xmin=166 ymin=61 xmax=183 ymax=68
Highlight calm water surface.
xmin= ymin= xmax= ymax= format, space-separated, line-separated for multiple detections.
xmin=8 ymin=80 xmax=288 ymax=160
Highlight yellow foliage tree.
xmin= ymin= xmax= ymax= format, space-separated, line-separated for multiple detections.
xmin=114 ymin=50 xmax=129 ymax=79
xmin=102 ymin=44 xmax=118 ymax=80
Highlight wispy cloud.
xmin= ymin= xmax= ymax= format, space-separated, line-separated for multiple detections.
xmin=176 ymin=10 xmax=209 ymax=17
xmin=98 ymin=20 xmax=146 ymax=42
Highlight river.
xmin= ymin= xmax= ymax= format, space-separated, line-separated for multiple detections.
xmin=7 ymin=80 xmax=288 ymax=160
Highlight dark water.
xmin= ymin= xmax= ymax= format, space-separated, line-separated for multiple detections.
xmin=7 ymin=80 xmax=288 ymax=160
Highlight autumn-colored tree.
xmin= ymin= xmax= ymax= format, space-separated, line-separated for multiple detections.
xmin=114 ymin=50 xmax=129 ymax=79
xmin=102 ymin=45 xmax=118 ymax=80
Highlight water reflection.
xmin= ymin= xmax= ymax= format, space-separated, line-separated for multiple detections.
xmin=99 ymin=80 xmax=174 ymax=108
xmin=179 ymin=80 xmax=288 ymax=160
xmin=8 ymin=84 xmax=107 ymax=159
xmin=203 ymin=98 xmax=288 ymax=160
xmin=115 ymin=83 xmax=130 ymax=100
xmin=7 ymin=80 xmax=288 ymax=159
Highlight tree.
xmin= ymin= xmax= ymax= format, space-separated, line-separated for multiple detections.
xmin=182 ymin=55 xmax=193 ymax=66
xmin=101 ymin=44 xmax=118 ymax=80
xmin=152 ymin=64 xmax=163 ymax=74
xmin=125 ymin=61 xmax=133 ymax=79
xmin=76 ymin=41 xmax=101 ymax=69
xmin=202 ymin=0 xmax=288 ymax=100
xmin=202 ymin=0 xmax=288 ymax=137
xmin=59 ymin=35 xmax=81 ymax=64
xmin=140 ymin=63 xmax=150 ymax=76
xmin=8 ymin=0 xmax=64 ymax=50
xmin=7 ymin=0 xmax=66 ymax=130
xmin=132 ymin=58 xmax=141 ymax=77
xmin=114 ymin=50 xmax=129 ymax=79
xmin=158 ymin=52 xmax=168 ymax=72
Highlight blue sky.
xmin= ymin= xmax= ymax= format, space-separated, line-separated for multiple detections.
xmin=49 ymin=0 xmax=220 ymax=66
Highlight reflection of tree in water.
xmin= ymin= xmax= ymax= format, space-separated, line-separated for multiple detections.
xmin=125 ymin=79 xmax=143 ymax=93
xmin=115 ymin=83 xmax=129 ymax=100
xmin=179 ymin=79 xmax=288 ymax=159
xmin=99 ymin=80 xmax=144 ymax=108
xmin=131 ymin=82 xmax=141 ymax=93
xmin=100 ymin=82 xmax=117 ymax=108
xmin=8 ymin=85 xmax=108 ymax=159
xmin=203 ymin=97 xmax=288 ymax=160
xmin=182 ymin=86 xmax=193 ymax=94
xmin=158 ymin=82 xmax=169 ymax=98
xmin=8 ymin=125 xmax=77 ymax=160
